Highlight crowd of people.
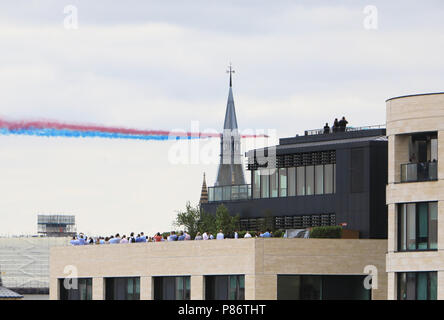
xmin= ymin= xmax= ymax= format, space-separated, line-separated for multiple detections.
xmin=69 ymin=229 xmax=273 ymax=245
xmin=323 ymin=116 xmax=349 ymax=134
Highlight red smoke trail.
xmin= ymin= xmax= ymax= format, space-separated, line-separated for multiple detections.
xmin=0 ymin=118 xmax=268 ymax=139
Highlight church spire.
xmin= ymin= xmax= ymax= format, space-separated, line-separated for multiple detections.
xmin=223 ymin=63 xmax=238 ymax=130
xmin=199 ymin=172 xmax=208 ymax=204
xmin=227 ymin=62 xmax=234 ymax=87
xmin=215 ymin=64 xmax=246 ymax=186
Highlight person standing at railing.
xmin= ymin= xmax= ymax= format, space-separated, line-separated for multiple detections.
xmin=332 ymin=118 xmax=339 ymax=133
xmin=323 ymin=123 xmax=330 ymax=134
xmin=338 ymin=116 xmax=348 ymax=132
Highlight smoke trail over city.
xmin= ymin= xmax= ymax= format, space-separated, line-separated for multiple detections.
xmin=0 ymin=118 xmax=267 ymax=141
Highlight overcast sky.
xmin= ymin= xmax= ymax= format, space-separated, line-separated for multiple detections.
xmin=1 ymin=1 xmax=444 ymax=236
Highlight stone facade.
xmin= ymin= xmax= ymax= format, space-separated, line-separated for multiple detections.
xmin=50 ymin=238 xmax=387 ymax=300
xmin=386 ymin=92 xmax=444 ymax=299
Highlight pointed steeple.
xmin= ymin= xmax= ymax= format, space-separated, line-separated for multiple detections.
xmin=215 ymin=64 xmax=246 ymax=186
xmin=224 ymin=63 xmax=238 ymax=130
xmin=199 ymin=172 xmax=208 ymax=204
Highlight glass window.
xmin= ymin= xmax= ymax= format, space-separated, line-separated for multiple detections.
xmin=59 ymin=278 xmax=92 ymax=300
xmin=315 ymin=165 xmax=324 ymax=195
xmin=253 ymin=170 xmax=261 ymax=199
xmin=231 ymin=185 xmax=239 ymax=200
xmin=297 ymin=167 xmax=305 ymax=196
xmin=333 ymin=164 xmax=336 ymax=193
xmin=398 ymin=202 xmax=438 ymax=251
xmin=288 ymin=167 xmax=296 ymax=196
xmin=105 ymin=277 xmax=140 ymax=300
xmin=261 ymin=169 xmax=270 ymax=198
xmin=417 ymin=203 xmax=428 ymax=250
xmin=214 ymin=187 xmax=222 ymax=201
xmin=398 ymin=272 xmax=437 ymax=300
xmin=324 ymin=164 xmax=333 ymax=194
xmin=277 ymin=275 xmax=370 ymax=300
xmin=205 ymin=275 xmax=244 ymax=300
xmin=223 ymin=186 xmax=231 ymax=201
xmin=279 ymin=168 xmax=287 ymax=197
xmin=154 ymin=276 xmax=190 ymax=300
xmin=306 ymin=166 xmax=314 ymax=195
xmin=399 ymin=204 xmax=407 ymax=251
xmin=208 ymin=187 xmax=214 ymax=202
xmin=270 ymin=169 xmax=278 ymax=198
xmin=429 ymin=202 xmax=438 ymax=249
xmin=407 ymin=203 xmax=416 ymax=250
xmin=239 ymin=185 xmax=248 ymax=200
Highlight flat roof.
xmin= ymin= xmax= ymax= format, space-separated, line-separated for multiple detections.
xmin=386 ymin=92 xmax=444 ymax=102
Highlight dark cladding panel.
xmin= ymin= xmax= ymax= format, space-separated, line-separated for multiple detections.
xmin=350 ymin=148 xmax=365 ymax=193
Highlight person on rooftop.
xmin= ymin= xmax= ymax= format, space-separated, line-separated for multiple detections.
xmin=332 ymin=118 xmax=339 ymax=133
xmin=261 ymin=229 xmax=272 ymax=238
xmin=140 ymin=232 xmax=147 ymax=242
xmin=202 ymin=231 xmax=209 ymax=240
xmin=168 ymin=231 xmax=178 ymax=241
xmin=338 ymin=116 xmax=348 ymax=132
xmin=194 ymin=232 xmax=203 ymax=240
xmin=120 ymin=235 xmax=128 ymax=244
xmin=323 ymin=123 xmax=330 ymax=134
xmin=177 ymin=231 xmax=186 ymax=241
xmin=244 ymin=231 xmax=252 ymax=238
xmin=70 ymin=236 xmax=79 ymax=246
xmin=216 ymin=230 xmax=224 ymax=240
xmin=153 ymin=232 xmax=162 ymax=242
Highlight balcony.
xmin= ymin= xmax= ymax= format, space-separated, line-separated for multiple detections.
xmin=208 ymin=184 xmax=251 ymax=202
xmin=400 ymin=161 xmax=438 ymax=183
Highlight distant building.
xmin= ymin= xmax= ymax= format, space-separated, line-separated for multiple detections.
xmin=0 ymin=286 xmax=23 ymax=300
xmin=0 ymin=236 xmax=68 ymax=297
xmin=37 ymin=214 xmax=76 ymax=237
xmin=202 ymin=125 xmax=388 ymax=239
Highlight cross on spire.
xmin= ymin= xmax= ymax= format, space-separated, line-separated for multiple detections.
xmin=226 ymin=63 xmax=235 ymax=87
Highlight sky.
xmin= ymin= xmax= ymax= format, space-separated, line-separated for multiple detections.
xmin=1 ymin=0 xmax=444 ymax=236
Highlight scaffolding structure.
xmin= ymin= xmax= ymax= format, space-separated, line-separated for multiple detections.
xmin=37 ymin=215 xmax=76 ymax=237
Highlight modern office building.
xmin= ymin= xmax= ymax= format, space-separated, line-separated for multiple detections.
xmin=386 ymin=92 xmax=444 ymax=300
xmin=49 ymin=238 xmax=387 ymax=300
xmin=202 ymin=126 xmax=388 ymax=239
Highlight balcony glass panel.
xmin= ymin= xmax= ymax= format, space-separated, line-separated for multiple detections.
xmin=223 ymin=186 xmax=231 ymax=201
xmin=231 ymin=186 xmax=239 ymax=200
xmin=214 ymin=187 xmax=222 ymax=201
xmin=401 ymin=162 xmax=438 ymax=182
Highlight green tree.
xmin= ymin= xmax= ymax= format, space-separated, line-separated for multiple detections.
xmin=173 ymin=202 xmax=200 ymax=238
xmin=198 ymin=209 xmax=216 ymax=235
xmin=214 ymin=204 xmax=240 ymax=236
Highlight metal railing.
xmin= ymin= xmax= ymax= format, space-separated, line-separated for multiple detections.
xmin=304 ymin=124 xmax=385 ymax=136
xmin=208 ymin=184 xmax=252 ymax=202
xmin=401 ymin=161 xmax=438 ymax=182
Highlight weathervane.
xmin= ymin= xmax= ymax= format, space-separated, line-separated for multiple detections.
xmin=226 ymin=62 xmax=235 ymax=87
